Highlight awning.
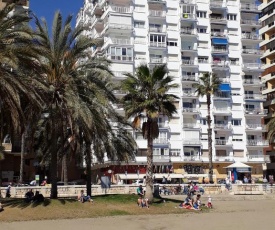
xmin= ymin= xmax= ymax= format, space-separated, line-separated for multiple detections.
xmin=212 ymin=38 xmax=228 ymax=45
xmin=116 ymin=173 xmax=185 ymax=180
xmin=225 ymin=162 xmax=252 ymax=168
xmin=219 ymin=83 xmax=231 ymax=92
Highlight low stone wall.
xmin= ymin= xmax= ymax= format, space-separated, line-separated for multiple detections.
xmin=0 ymin=184 xmax=274 ymax=198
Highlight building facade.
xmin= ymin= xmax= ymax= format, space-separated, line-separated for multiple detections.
xmin=259 ymin=0 xmax=275 ymax=180
xmin=77 ymin=0 xmax=268 ymax=182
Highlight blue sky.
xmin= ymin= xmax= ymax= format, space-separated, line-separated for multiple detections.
xmin=30 ymin=0 xmax=84 ymax=28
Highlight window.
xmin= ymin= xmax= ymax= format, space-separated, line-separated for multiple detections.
xmin=196 ymin=11 xmax=207 ymax=18
xmin=245 ymin=104 xmax=255 ymax=109
xmin=227 ymin=14 xmax=237 ymax=21
xmin=170 ymin=149 xmax=181 ymax=156
xmin=150 ymin=35 xmax=166 ymax=47
xmin=198 ymin=56 xmax=208 ymax=63
xmin=167 ymin=41 xmax=178 ymax=46
xmin=232 ymin=119 xmax=241 ymax=126
xmin=109 ymin=47 xmax=133 ymax=61
xmin=201 ymin=119 xmax=207 ymax=125
xmin=231 ymin=88 xmax=241 ymax=96
xmin=134 ymin=21 xmax=145 ymax=28
xmin=197 ymin=27 xmax=207 ymax=33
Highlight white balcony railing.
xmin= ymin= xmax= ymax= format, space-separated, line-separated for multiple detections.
xmin=244 ymin=109 xmax=268 ymax=115
xmin=149 ymin=10 xmax=166 ymax=17
xmin=243 ymin=79 xmax=262 ymax=84
xmin=241 ymin=4 xmax=259 ymax=11
xmin=109 ymin=55 xmax=133 ymax=61
xmin=183 ymin=139 xmax=201 ymax=145
xmin=183 ymin=123 xmax=200 ymax=128
xmin=241 ymin=19 xmax=261 ymax=26
xmin=182 ymin=60 xmax=197 ymax=65
xmin=211 ymin=31 xmax=226 ymax=37
xmin=149 ymin=27 xmax=165 ymax=33
xmin=215 ymin=156 xmax=233 ymax=162
xmin=214 ymin=124 xmax=232 ymax=130
xmin=111 ymin=5 xmax=131 ymax=14
xmin=246 ymin=124 xmax=266 ymax=130
xmin=111 ymin=38 xmax=132 ymax=45
xmin=182 ymin=90 xmax=197 ymax=96
xmin=181 ymin=28 xmax=196 ymax=35
xmin=153 ymin=138 xmax=169 ymax=144
xmin=242 ymin=49 xmax=263 ymax=55
xmin=244 ymin=94 xmax=266 ymax=100
xmin=215 ymin=140 xmax=232 ymax=145
xmin=247 ymin=155 xmax=269 ymax=162
xmin=149 ymin=42 xmax=166 ymax=47
xmin=246 ymin=140 xmax=269 ymax=146
xmin=212 ymin=46 xmax=228 ymax=52
xmin=243 ymin=63 xmax=262 ymax=69
xmin=213 ymin=107 xmax=231 ymax=113
xmin=211 ymin=61 xmax=229 ymax=68
xmin=210 ymin=17 xmax=227 ymax=23
xmin=241 ymin=33 xmax=261 ymax=40
xmin=150 ymin=57 xmax=163 ymax=63
xmin=182 ymin=107 xmax=199 ymax=113
xmin=106 ymin=23 xmax=132 ymax=30
xmin=181 ymin=13 xmax=196 ymax=19
xmin=182 ymin=75 xmax=198 ymax=81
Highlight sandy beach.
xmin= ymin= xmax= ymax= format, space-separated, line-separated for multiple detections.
xmin=1 ymin=199 xmax=275 ymax=230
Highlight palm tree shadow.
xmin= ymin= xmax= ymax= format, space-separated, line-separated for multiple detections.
xmin=0 ymin=198 xmax=51 ymax=209
xmin=57 ymin=198 xmax=78 ymax=205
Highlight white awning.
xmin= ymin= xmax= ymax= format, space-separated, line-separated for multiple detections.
xmin=225 ymin=162 xmax=252 ymax=168
xmin=116 ymin=173 xmax=185 ymax=180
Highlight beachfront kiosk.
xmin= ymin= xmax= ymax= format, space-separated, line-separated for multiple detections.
xmin=225 ymin=162 xmax=252 ymax=183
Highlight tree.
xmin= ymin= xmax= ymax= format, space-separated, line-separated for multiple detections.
xmin=121 ymin=64 xmax=178 ymax=202
xmin=193 ymin=73 xmax=221 ymax=183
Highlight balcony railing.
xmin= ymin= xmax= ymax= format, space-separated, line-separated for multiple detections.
xmin=244 ymin=109 xmax=268 ymax=115
xmin=215 ymin=140 xmax=232 ymax=145
xmin=182 ymin=107 xmax=199 ymax=113
xmin=149 ymin=10 xmax=166 ymax=17
xmin=242 ymin=49 xmax=263 ymax=55
xmin=149 ymin=27 xmax=165 ymax=33
xmin=183 ymin=139 xmax=201 ymax=145
xmin=153 ymin=155 xmax=170 ymax=160
xmin=182 ymin=90 xmax=197 ymax=96
xmin=214 ymin=124 xmax=232 ymax=130
xmin=246 ymin=140 xmax=269 ymax=146
xmin=246 ymin=124 xmax=266 ymax=130
xmin=244 ymin=94 xmax=266 ymax=100
xmin=210 ymin=1 xmax=226 ymax=8
xmin=111 ymin=38 xmax=132 ymax=45
xmin=181 ymin=0 xmax=196 ymax=4
xmin=211 ymin=31 xmax=226 ymax=37
xmin=241 ymin=33 xmax=261 ymax=40
xmin=182 ymin=60 xmax=197 ymax=65
xmin=182 ymin=75 xmax=197 ymax=81
xmin=210 ymin=17 xmax=227 ymax=23
xmin=149 ymin=42 xmax=166 ymax=47
xmin=183 ymin=123 xmax=200 ymax=128
xmin=106 ymin=23 xmax=132 ymax=30
xmin=241 ymin=19 xmax=261 ymax=26
xmin=181 ymin=28 xmax=196 ymax=35
xmin=212 ymin=46 xmax=228 ymax=52
xmin=247 ymin=155 xmax=270 ymax=162
xmin=153 ymin=138 xmax=169 ymax=144
xmin=215 ymin=156 xmax=233 ymax=162
xmin=243 ymin=79 xmax=262 ymax=84
xmin=150 ymin=57 xmax=164 ymax=63
xmin=109 ymin=55 xmax=133 ymax=61
xmin=211 ymin=61 xmax=229 ymax=68
xmin=181 ymin=13 xmax=196 ymax=20
xmin=111 ymin=5 xmax=131 ymax=14
xmin=213 ymin=107 xmax=231 ymax=113
xmin=213 ymin=92 xmax=230 ymax=99
xmin=243 ymin=63 xmax=262 ymax=69
xmin=241 ymin=4 xmax=259 ymax=11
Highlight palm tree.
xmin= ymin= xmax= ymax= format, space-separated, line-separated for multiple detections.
xmin=193 ymin=73 xmax=221 ymax=183
xmin=121 ymin=64 xmax=179 ymax=202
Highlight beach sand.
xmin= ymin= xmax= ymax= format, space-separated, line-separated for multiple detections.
xmin=1 ymin=199 xmax=274 ymax=230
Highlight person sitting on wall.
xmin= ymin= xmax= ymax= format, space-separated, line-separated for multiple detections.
xmin=25 ymin=189 xmax=34 ymax=202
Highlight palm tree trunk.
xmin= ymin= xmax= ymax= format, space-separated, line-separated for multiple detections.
xmin=207 ymin=93 xmax=213 ymax=183
xmin=85 ymin=141 xmax=92 ymax=196
xmin=146 ymin=119 xmax=154 ymax=203
xmin=19 ymin=131 xmax=26 ymax=184
xmin=62 ymin=154 xmax=68 ymax=185
xmin=50 ymin=112 xmax=58 ymax=199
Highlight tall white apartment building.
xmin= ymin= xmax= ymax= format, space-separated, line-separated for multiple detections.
xmin=77 ymin=0 xmax=268 ymax=181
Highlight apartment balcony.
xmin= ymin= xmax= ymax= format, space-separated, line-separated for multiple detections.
xmin=215 ymin=140 xmax=232 ymax=147
xmin=247 ymin=155 xmax=270 ymax=163
xmin=182 ymin=90 xmax=198 ymax=98
xmin=181 ymin=13 xmax=197 ymax=22
xmin=262 ymin=73 xmax=275 ymax=83
xmin=182 ymin=107 xmax=200 ymax=114
xmin=242 ymin=79 xmax=264 ymax=87
xmin=244 ymin=109 xmax=267 ymax=117
xmin=181 ymin=28 xmax=197 ymax=37
xmin=108 ymin=55 xmax=133 ymax=62
xmin=181 ymin=75 xmax=198 ymax=83
xmin=149 ymin=57 xmax=165 ymax=64
xmin=214 ymin=124 xmax=232 ymax=132
xmin=210 ymin=16 xmax=227 ymax=25
xmin=104 ymin=23 xmax=132 ymax=32
xmin=148 ymin=0 xmax=166 ymax=4
xmin=181 ymin=59 xmax=198 ymax=68
xmin=246 ymin=140 xmax=269 ymax=148
xmin=152 ymin=155 xmax=170 ymax=162
xmin=211 ymin=61 xmax=229 ymax=71
xmin=244 ymin=94 xmax=266 ymax=101
xmin=210 ymin=31 xmax=227 ymax=38
xmin=240 ymin=4 xmax=261 ymax=13
xmin=213 ymin=107 xmax=231 ymax=115
xmin=213 ymin=92 xmax=231 ymax=100
xmin=149 ymin=42 xmax=166 ymax=49
xmin=148 ymin=10 xmax=166 ymax=18
xmin=240 ymin=19 xmax=261 ymax=28
xmin=181 ymin=0 xmax=196 ymax=5
xmin=245 ymin=124 xmax=267 ymax=132
xmin=242 ymin=49 xmax=264 ymax=57
xmin=181 ymin=46 xmax=197 ymax=53
xmin=214 ymin=156 xmax=234 ymax=162
xmin=103 ymin=38 xmax=132 ymax=50
xmin=153 ymin=138 xmax=169 ymax=145
xmin=242 ymin=63 xmax=263 ymax=72
xmin=149 ymin=27 xmax=166 ymax=33
xmin=110 ymin=5 xmax=132 ymax=14
xmin=211 ymin=46 xmax=228 ymax=54
xmin=183 ymin=139 xmax=201 ymax=146
xmin=210 ymin=1 xmax=227 ymax=9
xmin=183 ymin=123 xmax=200 ymax=129
xmin=241 ymin=33 xmax=262 ymax=42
